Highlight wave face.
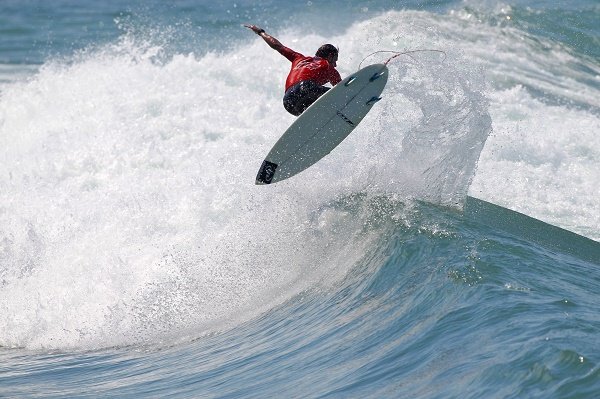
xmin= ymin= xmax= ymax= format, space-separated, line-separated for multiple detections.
xmin=1 ymin=197 xmax=598 ymax=397
xmin=0 ymin=1 xmax=599 ymax=398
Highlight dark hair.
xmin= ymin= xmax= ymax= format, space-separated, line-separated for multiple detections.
xmin=315 ymin=44 xmax=338 ymax=58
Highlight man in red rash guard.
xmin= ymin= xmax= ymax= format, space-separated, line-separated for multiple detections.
xmin=245 ymin=24 xmax=341 ymax=116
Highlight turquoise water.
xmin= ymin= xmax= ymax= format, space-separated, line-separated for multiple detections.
xmin=1 ymin=1 xmax=599 ymax=398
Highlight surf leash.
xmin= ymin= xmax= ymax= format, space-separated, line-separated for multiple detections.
xmin=358 ymin=49 xmax=447 ymax=69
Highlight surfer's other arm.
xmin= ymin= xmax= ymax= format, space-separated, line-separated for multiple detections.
xmin=244 ymin=24 xmax=287 ymax=53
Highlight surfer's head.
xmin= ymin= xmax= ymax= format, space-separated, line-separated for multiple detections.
xmin=316 ymin=44 xmax=338 ymax=67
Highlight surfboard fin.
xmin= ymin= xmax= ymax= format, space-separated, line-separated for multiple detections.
xmin=366 ymin=96 xmax=382 ymax=105
xmin=344 ymin=76 xmax=357 ymax=86
xmin=369 ymin=71 xmax=386 ymax=81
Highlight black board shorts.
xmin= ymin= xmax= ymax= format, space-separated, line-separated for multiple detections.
xmin=283 ymin=80 xmax=330 ymax=116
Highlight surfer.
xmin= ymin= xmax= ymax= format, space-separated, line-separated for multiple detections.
xmin=245 ymin=24 xmax=341 ymax=116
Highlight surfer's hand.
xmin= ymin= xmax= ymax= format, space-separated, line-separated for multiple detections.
xmin=244 ymin=24 xmax=265 ymax=35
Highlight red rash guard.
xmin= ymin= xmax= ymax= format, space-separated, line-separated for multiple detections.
xmin=278 ymin=46 xmax=341 ymax=92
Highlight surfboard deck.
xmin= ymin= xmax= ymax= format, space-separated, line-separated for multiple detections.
xmin=256 ymin=63 xmax=388 ymax=185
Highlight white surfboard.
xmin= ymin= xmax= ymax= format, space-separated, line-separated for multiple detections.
xmin=256 ymin=63 xmax=388 ymax=185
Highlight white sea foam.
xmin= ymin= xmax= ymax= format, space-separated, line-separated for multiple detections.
xmin=0 ymin=9 xmax=597 ymax=349
xmin=424 ymin=9 xmax=600 ymax=240
xmin=471 ymin=87 xmax=600 ymax=240
xmin=0 ymin=33 xmax=395 ymax=349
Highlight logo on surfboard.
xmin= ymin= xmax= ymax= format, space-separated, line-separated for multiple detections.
xmin=336 ymin=111 xmax=355 ymax=126
xmin=256 ymin=160 xmax=278 ymax=184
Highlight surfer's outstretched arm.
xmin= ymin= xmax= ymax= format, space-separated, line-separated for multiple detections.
xmin=244 ymin=24 xmax=286 ymax=53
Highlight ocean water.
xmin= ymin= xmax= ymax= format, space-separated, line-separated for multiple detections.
xmin=0 ymin=0 xmax=599 ymax=398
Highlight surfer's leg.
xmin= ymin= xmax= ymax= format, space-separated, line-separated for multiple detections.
xmin=283 ymin=83 xmax=304 ymax=116
xmin=283 ymin=81 xmax=330 ymax=116
xmin=304 ymin=82 xmax=329 ymax=104
xmin=295 ymin=81 xmax=329 ymax=115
